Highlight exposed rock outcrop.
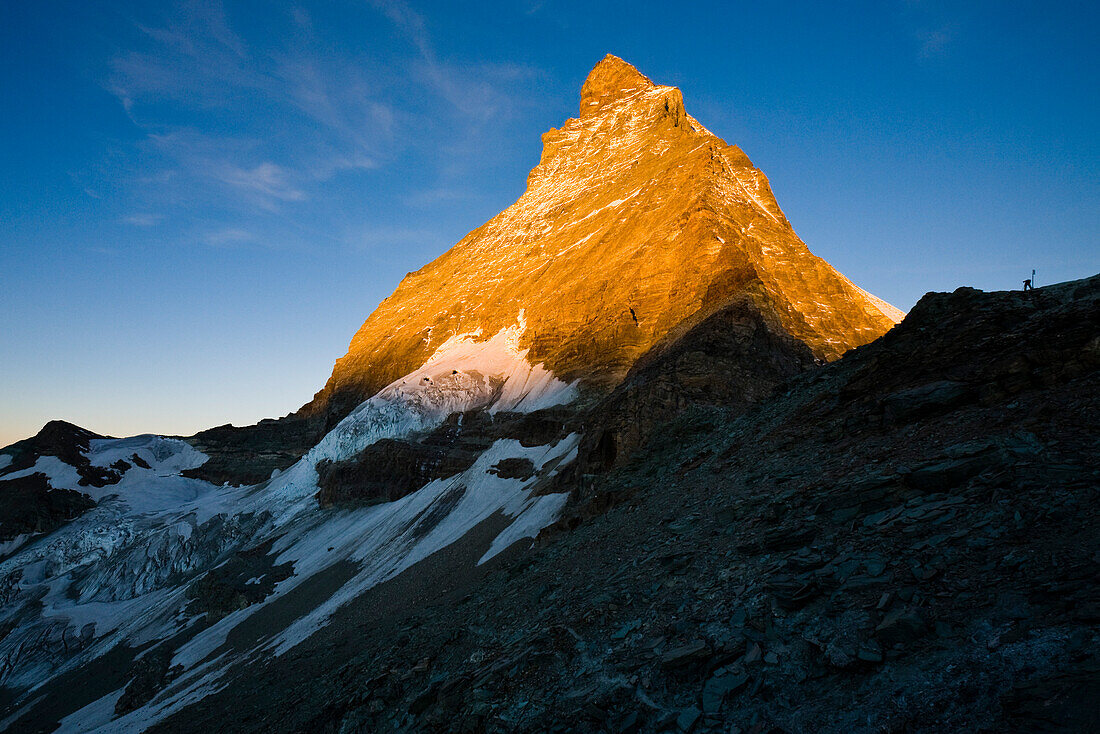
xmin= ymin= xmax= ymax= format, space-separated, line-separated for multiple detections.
xmin=576 ymin=293 xmax=817 ymax=471
xmin=316 ymin=407 xmax=577 ymax=507
xmin=0 ymin=420 xmax=124 ymax=487
xmin=0 ymin=420 xmax=102 ymax=474
xmin=181 ymin=417 xmax=323 ymax=486
xmin=0 ymin=473 xmax=94 ymax=543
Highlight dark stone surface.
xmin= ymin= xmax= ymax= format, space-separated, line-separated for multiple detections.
xmin=114 ymin=646 xmax=179 ymax=715
xmin=185 ymin=540 xmax=295 ymax=620
xmin=315 ymin=408 xmax=577 ymax=507
xmin=316 ymin=437 xmax=481 ymax=506
xmin=488 ymin=458 xmax=536 ymax=480
xmin=181 ymin=416 xmax=324 ymax=487
xmin=881 ymin=380 xmax=975 ymax=425
xmin=0 ymin=473 xmax=95 ymax=543
xmin=0 ymin=420 xmax=103 ymax=475
xmin=572 ymin=295 xmax=816 ymax=472
xmin=0 ymin=419 xmax=124 ymax=488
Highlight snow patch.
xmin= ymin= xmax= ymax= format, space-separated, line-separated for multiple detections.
xmin=264 ymin=434 xmax=580 ymax=656
xmin=53 ymin=688 xmax=125 ymax=734
xmin=1 ymin=456 xmax=83 ymax=489
xmin=86 ymin=434 xmax=206 ymax=474
xmin=303 ymin=313 xmax=576 ymax=470
xmin=0 ymin=436 xmax=213 ymax=512
xmin=479 ymin=491 xmax=569 ymax=565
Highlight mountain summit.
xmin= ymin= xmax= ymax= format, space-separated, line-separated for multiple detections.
xmin=304 ymin=55 xmax=902 ymax=421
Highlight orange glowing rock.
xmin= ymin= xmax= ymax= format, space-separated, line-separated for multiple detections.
xmin=303 ymin=55 xmax=903 ymax=420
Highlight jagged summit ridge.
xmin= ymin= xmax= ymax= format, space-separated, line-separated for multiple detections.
xmin=579 ymin=54 xmax=656 ymax=115
xmin=304 ymin=55 xmax=903 ymax=421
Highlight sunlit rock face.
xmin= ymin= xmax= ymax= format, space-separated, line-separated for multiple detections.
xmin=303 ymin=54 xmax=903 ymax=422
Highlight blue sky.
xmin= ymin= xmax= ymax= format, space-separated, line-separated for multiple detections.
xmin=1 ymin=0 xmax=1097 ymax=445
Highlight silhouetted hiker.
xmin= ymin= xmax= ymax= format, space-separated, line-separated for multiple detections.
xmin=1023 ymin=278 xmax=1033 ymax=291
xmin=628 ymin=306 xmax=638 ymax=325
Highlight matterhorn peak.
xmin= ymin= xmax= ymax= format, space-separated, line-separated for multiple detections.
xmin=304 ymin=56 xmax=903 ymax=421
xmin=579 ymin=54 xmax=656 ymax=115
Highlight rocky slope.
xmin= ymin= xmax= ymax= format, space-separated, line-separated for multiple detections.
xmin=303 ymin=55 xmax=901 ymax=423
xmin=153 ymin=274 xmax=1099 ymax=734
xmin=181 ymin=419 xmax=323 ymax=487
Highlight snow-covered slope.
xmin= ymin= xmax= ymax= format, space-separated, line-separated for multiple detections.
xmin=0 ymin=319 xmax=579 ymax=731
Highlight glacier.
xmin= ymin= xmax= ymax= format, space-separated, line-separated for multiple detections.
xmin=0 ymin=317 xmax=581 ymax=732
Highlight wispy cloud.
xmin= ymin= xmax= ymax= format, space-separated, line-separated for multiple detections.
xmin=91 ymin=0 xmax=544 ymax=255
xmin=108 ymin=0 xmax=256 ymax=113
xmin=105 ymin=1 xmax=394 ymax=217
xmin=215 ymin=162 xmax=305 ymax=208
xmin=203 ymin=226 xmax=255 ymax=247
xmin=123 ymin=213 xmax=164 ymax=226
xmin=369 ymin=0 xmax=538 ymax=123
xmin=369 ymin=0 xmax=431 ymax=57
xmin=899 ymin=2 xmax=961 ymax=61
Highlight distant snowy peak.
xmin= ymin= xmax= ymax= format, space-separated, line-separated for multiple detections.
xmin=304 ymin=54 xmax=903 ymax=422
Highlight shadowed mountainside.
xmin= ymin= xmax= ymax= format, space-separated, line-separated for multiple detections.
xmin=150 ymin=276 xmax=1099 ymax=733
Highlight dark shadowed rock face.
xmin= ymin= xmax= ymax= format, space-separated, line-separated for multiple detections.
xmin=0 ymin=421 xmax=107 ymax=543
xmin=181 ymin=416 xmax=324 ymax=486
xmin=184 ymin=539 xmax=295 ymax=620
xmin=114 ymin=647 xmax=179 ymax=716
xmin=0 ymin=420 xmax=102 ymax=474
xmin=316 ymin=437 xmax=482 ymax=507
xmin=0 ymin=419 xmax=125 ymax=488
xmin=0 ymin=473 xmax=95 ymax=543
xmin=577 ymin=295 xmax=817 ymax=471
xmin=827 ymin=274 xmax=1100 ymax=434
xmin=315 ymin=408 xmax=578 ymax=507
xmin=488 ymin=458 xmax=536 ymax=480
xmin=155 ymin=276 xmax=1098 ymax=734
